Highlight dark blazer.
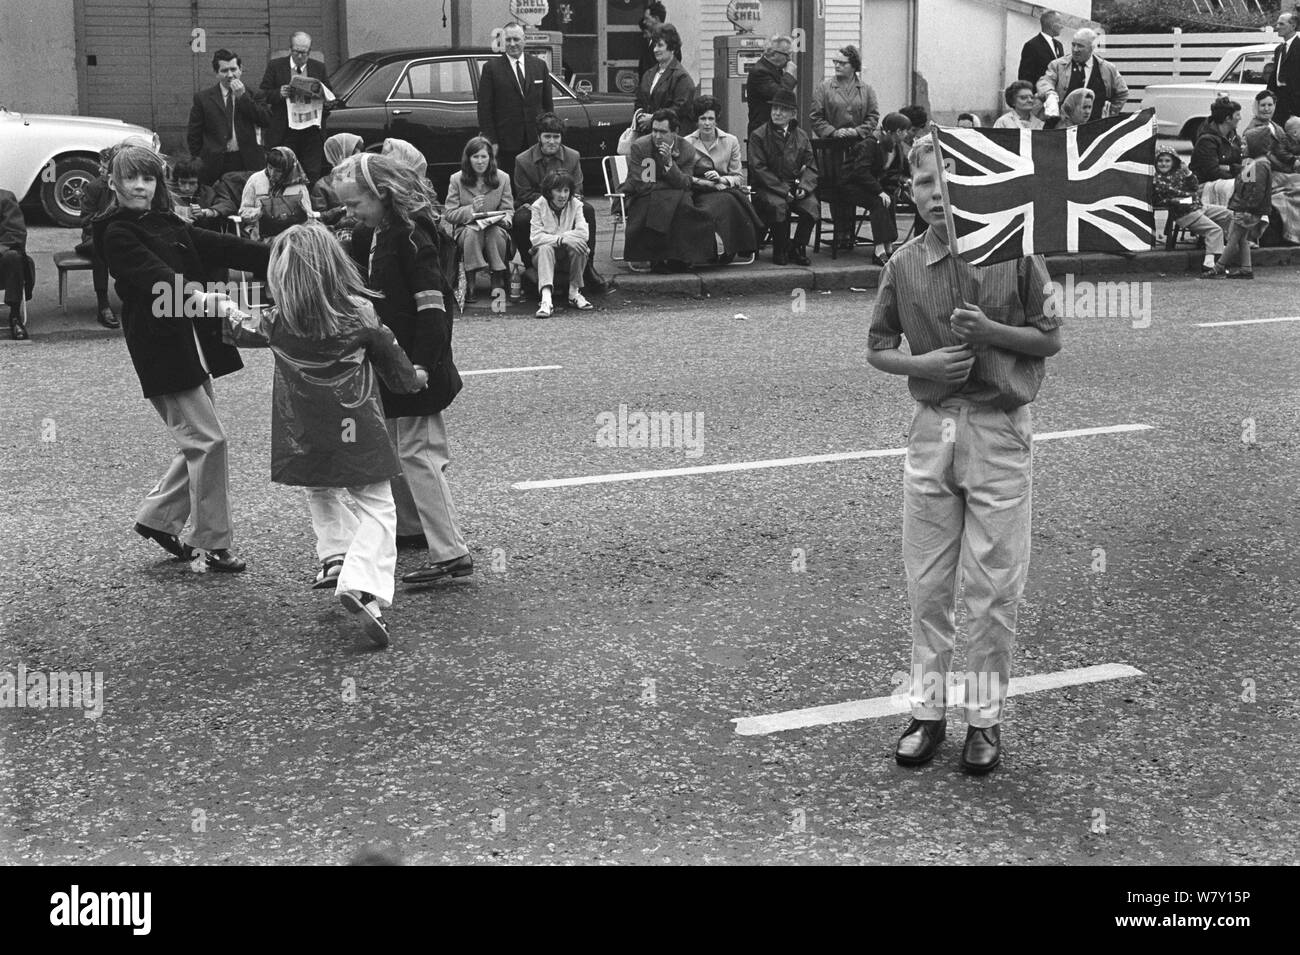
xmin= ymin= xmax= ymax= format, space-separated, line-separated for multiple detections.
xmin=1269 ymin=37 xmax=1300 ymax=122
xmin=635 ymin=59 xmax=697 ymax=125
xmin=350 ymin=219 xmax=462 ymax=417
xmin=1190 ymin=123 xmax=1241 ymax=185
xmin=186 ymin=83 xmax=269 ymax=182
xmin=99 ymin=208 xmax=270 ymax=399
xmin=512 ymin=142 xmax=584 ymax=205
xmin=746 ymin=55 xmax=798 ymax=135
xmin=1 ymin=188 xmax=27 ymax=253
xmin=477 ymin=54 xmax=554 ymax=156
xmin=1018 ymin=34 xmax=1064 ymax=85
xmin=259 ymin=56 xmax=332 ymax=147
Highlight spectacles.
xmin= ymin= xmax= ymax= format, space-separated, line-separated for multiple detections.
xmin=832 ymin=59 xmax=848 ymax=66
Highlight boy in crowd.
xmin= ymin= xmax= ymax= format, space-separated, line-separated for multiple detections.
xmin=1207 ymin=126 xmax=1274 ymax=278
xmin=866 ymin=136 xmax=1062 ymax=774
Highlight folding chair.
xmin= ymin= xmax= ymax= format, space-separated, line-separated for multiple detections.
xmin=602 ymin=155 xmax=650 ymax=272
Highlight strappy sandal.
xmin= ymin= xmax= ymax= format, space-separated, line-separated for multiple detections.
xmin=312 ymin=557 xmax=345 ymax=590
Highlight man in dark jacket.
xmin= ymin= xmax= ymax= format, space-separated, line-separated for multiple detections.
xmin=1 ymin=188 xmax=31 ymax=340
xmin=749 ymin=90 xmax=819 ymax=265
xmin=187 ymin=49 xmax=269 ymax=185
xmin=511 ymin=114 xmax=613 ymax=293
xmin=258 ymin=31 xmax=332 ymax=183
xmin=1268 ymin=11 xmax=1300 ymax=123
xmin=747 ymin=34 xmax=797 ymax=136
xmin=1017 ymin=10 xmax=1064 ymax=85
xmin=477 ymin=22 xmax=554 ymax=179
xmin=1190 ymin=98 xmax=1243 ymax=206
xmin=620 ymin=108 xmax=716 ymax=270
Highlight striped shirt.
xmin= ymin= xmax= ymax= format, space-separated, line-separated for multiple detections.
xmin=868 ymin=227 xmax=1058 ymax=409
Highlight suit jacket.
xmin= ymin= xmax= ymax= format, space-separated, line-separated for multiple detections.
xmin=635 ymin=59 xmax=697 ymax=124
xmin=1269 ymin=37 xmax=1300 ymax=121
xmin=746 ymin=55 xmax=798 ymax=135
xmin=187 ymin=83 xmax=269 ymax=180
xmin=1 ymin=188 xmax=28 ymax=253
xmin=621 ymin=133 xmax=699 ymax=199
xmin=1018 ymin=34 xmax=1064 ymax=85
xmin=512 ymin=143 xmax=583 ymax=205
xmin=477 ymin=53 xmax=554 ymax=155
xmin=1037 ymin=54 xmax=1129 ymax=118
xmin=259 ymin=56 xmax=332 ymax=147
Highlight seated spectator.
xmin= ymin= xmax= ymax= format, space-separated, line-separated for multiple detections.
xmin=899 ymin=105 xmax=929 ymax=141
xmin=839 ymin=112 xmax=912 ymax=264
xmin=530 ymin=170 xmax=593 ymax=317
xmin=444 ymin=136 xmax=515 ymax=302
xmin=1153 ymin=144 xmax=1231 ymax=272
xmin=1206 ymin=126 xmax=1275 ymax=277
xmin=511 ymin=112 xmax=612 ymax=294
xmin=1191 ymin=98 xmax=1243 ymax=207
xmin=684 ymin=95 xmax=763 ymax=263
xmin=994 ymin=81 xmax=1044 ymax=130
xmin=1 ymin=187 xmax=30 ymax=340
xmin=748 ymin=90 xmax=819 ymax=265
xmin=956 ymin=112 xmax=980 ymax=128
xmin=1266 ymin=116 xmax=1300 ymax=244
xmin=621 ymin=108 xmax=717 ymax=271
xmin=211 ymin=169 xmax=253 ymax=223
xmin=313 ymin=133 xmax=364 ymax=224
xmin=75 ymin=145 xmax=121 ymax=328
xmin=169 ymin=157 xmax=222 ymax=229
xmin=381 ymin=138 xmax=428 ymax=179
xmin=240 ymin=146 xmax=313 ymax=239
xmin=634 ymin=23 xmax=696 ymax=135
xmin=810 ymin=45 xmax=880 ymax=141
xmin=1058 ymin=89 xmax=1095 ymax=128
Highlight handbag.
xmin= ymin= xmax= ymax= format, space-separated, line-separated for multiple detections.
xmin=617 ymin=123 xmax=637 ymax=157
xmin=258 ymin=193 xmax=308 ymax=237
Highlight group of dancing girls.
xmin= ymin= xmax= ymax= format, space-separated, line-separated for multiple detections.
xmin=100 ymin=144 xmax=473 ymax=647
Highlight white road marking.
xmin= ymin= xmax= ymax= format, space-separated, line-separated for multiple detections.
xmin=512 ymin=423 xmax=1154 ymax=490
xmin=732 ymin=663 xmax=1146 ymax=736
xmin=1194 ymin=316 xmax=1300 ymax=328
xmin=462 ymin=364 xmax=562 ymax=376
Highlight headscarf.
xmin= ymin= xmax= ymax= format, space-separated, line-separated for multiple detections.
xmin=381 ymin=138 xmax=427 ymax=178
xmin=1060 ymin=89 xmax=1095 ymax=128
xmin=324 ymin=132 xmax=364 ymax=168
xmin=266 ymin=145 xmax=308 ymax=193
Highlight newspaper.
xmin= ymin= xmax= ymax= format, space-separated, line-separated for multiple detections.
xmin=287 ymin=73 xmax=335 ymax=131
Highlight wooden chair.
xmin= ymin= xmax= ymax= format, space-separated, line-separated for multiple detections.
xmin=53 ymin=251 xmax=94 ymax=312
xmin=810 ymin=138 xmax=869 ymax=259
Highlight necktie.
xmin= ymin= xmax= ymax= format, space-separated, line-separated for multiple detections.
xmin=225 ymin=90 xmax=236 ymax=150
xmin=1069 ymin=60 xmax=1085 ymax=92
xmin=516 ymin=59 xmax=526 ymax=96
xmin=1054 ymin=39 xmax=1063 ymax=57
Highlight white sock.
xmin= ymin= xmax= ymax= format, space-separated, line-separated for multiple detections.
xmin=540 ymin=288 xmax=552 ymax=305
xmin=1203 ymin=253 xmax=1215 ymax=268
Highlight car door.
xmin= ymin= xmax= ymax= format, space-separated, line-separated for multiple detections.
xmin=386 ymin=56 xmax=479 ymax=193
xmin=330 ymin=60 xmax=405 ymax=150
xmin=1219 ymin=51 xmax=1273 ymax=97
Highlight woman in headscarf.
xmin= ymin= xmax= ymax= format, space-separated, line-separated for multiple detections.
xmin=1058 ymin=89 xmax=1095 ymax=128
xmin=238 ymin=146 xmax=312 ymax=239
xmin=381 ymin=138 xmax=428 ymax=179
xmin=313 ymin=133 xmax=365 ymax=225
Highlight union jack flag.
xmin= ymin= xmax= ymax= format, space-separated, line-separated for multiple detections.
xmin=933 ymin=109 xmax=1157 ymax=266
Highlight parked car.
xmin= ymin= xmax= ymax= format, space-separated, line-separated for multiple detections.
xmin=0 ymin=105 xmax=159 ymax=227
xmin=1142 ymin=43 xmax=1277 ymax=140
xmin=326 ymin=48 xmax=635 ymax=195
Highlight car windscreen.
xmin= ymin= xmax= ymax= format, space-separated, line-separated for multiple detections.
xmin=331 ymin=58 xmax=378 ymax=101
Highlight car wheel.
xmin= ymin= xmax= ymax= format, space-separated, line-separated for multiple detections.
xmin=40 ymin=156 xmax=100 ymax=228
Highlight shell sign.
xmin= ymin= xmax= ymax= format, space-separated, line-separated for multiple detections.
xmin=726 ymin=0 xmax=763 ymax=32
xmin=510 ymin=0 xmax=550 ymax=27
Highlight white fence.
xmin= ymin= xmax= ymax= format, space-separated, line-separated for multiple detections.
xmin=1098 ymin=27 xmax=1279 ymax=114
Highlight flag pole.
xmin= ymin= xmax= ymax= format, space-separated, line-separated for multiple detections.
xmin=927 ymin=122 xmax=978 ymax=310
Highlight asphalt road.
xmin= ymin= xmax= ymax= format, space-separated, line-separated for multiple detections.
xmin=1 ymin=271 xmax=1298 ymax=864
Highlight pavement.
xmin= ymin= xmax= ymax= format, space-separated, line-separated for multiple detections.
xmin=1 ymin=266 xmax=1297 ymax=864
xmin=12 ymin=206 xmax=1300 ymax=340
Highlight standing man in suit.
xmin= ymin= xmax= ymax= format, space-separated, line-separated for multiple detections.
xmin=1268 ymin=12 xmax=1300 ymax=124
xmin=259 ymin=32 xmax=331 ymax=184
xmin=477 ymin=21 xmax=554 ymax=180
xmin=187 ymin=49 xmax=269 ymax=186
xmin=746 ymin=34 xmax=797 ymax=136
xmin=1037 ymin=28 xmax=1128 ymax=123
xmin=1018 ymin=10 xmax=1064 ymax=85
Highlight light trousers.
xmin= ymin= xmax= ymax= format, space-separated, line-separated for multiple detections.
xmin=137 ymin=379 xmax=232 ymax=551
xmin=1174 ymin=203 xmax=1232 ymax=254
xmin=902 ymin=400 xmax=1033 ymax=728
xmin=386 ymin=413 xmax=469 ymax=563
xmin=305 ymin=482 xmax=397 ymax=608
xmin=534 ymin=240 xmax=588 ymax=297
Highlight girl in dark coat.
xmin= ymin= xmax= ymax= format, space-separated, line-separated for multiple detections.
xmin=99 ymin=145 xmax=270 ymax=572
xmin=211 ymin=224 xmax=426 ymax=646
xmin=332 ymin=153 xmax=473 ymax=586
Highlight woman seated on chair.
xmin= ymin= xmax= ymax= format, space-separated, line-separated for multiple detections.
xmin=838 ymin=112 xmax=912 ymax=265
xmin=312 ymin=133 xmax=364 ymax=225
xmin=994 ymin=81 xmax=1045 ymax=130
xmin=239 ymin=146 xmax=313 ymax=239
xmin=443 ymin=136 xmax=515 ymax=302
xmin=621 ymin=108 xmax=718 ymax=272
xmin=684 ymin=96 xmax=762 ymax=263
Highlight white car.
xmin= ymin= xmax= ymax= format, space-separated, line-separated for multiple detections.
xmin=0 ymin=106 xmax=158 ymax=228
xmin=1142 ymin=43 xmax=1277 ymax=140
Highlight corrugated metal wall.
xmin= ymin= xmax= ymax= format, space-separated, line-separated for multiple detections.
xmin=77 ymin=0 xmax=338 ymax=153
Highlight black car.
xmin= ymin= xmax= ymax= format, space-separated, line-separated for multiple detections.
xmin=327 ymin=48 xmax=634 ymax=195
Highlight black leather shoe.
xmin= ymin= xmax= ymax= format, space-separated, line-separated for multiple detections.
xmin=402 ymin=553 xmax=474 ymax=585
xmin=204 ymin=549 xmax=247 ymax=573
xmin=789 ymin=246 xmax=811 ymax=266
xmin=97 ymin=307 xmax=120 ymax=329
xmin=134 ymin=522 xmax=194 ymax=561
xmin=960 ymin=724 xmax=1002 ymax=774
xmin=895 ymin=717 xmax=946 ymax=766
xmin=396 ymin=533 xmax=428 ymax=550
xmin=9 ymin=308 xmax=28 ymax=341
